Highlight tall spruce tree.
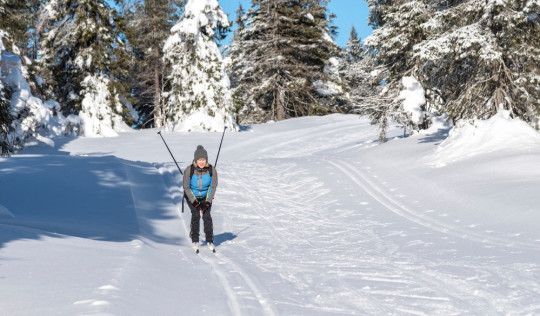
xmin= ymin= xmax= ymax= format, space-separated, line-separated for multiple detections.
xmin=0 ymin=34 xmax=14 ymax=155
xmin=39 ymin=0 xmax=135 ymax=136
xmin=0 ymin=83 xmax=12 ymax=155
xmin=365 ymin=0 xmax=540 ymax=135
xmin=1 ymin=3 xmax=19 ymax=155
xmin=340 ymin=26 xmax=382 ymax=115
xmin=226 ymin=3 xmax=248 ymax=117
xmin=228 ymin=0 xmax=342 ymax=123
xmin=125 ymin=0 xmax=185 ymax=128
xmin=162 ymin=0 xmax=237 ymax=132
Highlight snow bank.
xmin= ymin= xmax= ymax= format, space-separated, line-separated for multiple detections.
xmin=431 ymin=110 xmax=540 ymax=166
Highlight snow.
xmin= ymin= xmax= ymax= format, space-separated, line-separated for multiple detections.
xmin=170 ymin=0 xmax=230 ymax=36
xmin=414 ymin=23 xmax=502 ymax=61
xmin=163 ymin=0 xmax=237 ymax=132
xmin=398 ymin=76 xmax=426 ymax=125
xmin=78 ymin=75 xmax=132 ymax=137
xmin=431 ymin=110 xmax=540 ymax=167
xmin=1 ymin=114 xmax=540 ymax=315
xmin=0 ymin=49 xmax=66 ymax=144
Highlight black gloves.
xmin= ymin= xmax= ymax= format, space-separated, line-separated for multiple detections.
xmin=193 ymin=201 xmax=211 ymax=212
xmin=202 ymin=202 xmax=212 ymax=212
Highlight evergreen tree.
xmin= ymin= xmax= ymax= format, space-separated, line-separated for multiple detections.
xmin=162 ymin=0 xmax=237 ymax=132
xmin=345 ymin=26 xmax=362 ymax=63
xmin=0 ymin=87 xmax=13 ymax=156
xmin=0 ymin=0 xmax=32 ymax=52
xmin=365 ymin=0 xmax=540 ymax=135
xmin=226 ymin=3 xmax=248 ymax=118
xmin=0 ymin=37 xmax=14 ymax=155
xmin=39 ymin=0 xmax=136 ymax=136
xmin=1 ymin=5 xmax=17 ymax=155
xmin=229 ymin=0 xmax=342 ymax=123
xmin=125 ymin=0 xmax=185 ymax=128
xmin=340 ymin=26 xmax=382 ymax=116
xmin=1 ymin=0 xmax=46 ymax=96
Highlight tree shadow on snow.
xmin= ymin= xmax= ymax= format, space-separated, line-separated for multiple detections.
xmin=0 ymin=143 xmax=185 ymax=251
xmin=417 ymin=128 xmax=451 ymax=145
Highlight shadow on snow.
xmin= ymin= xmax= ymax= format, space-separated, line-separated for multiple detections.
xmin=0 ymin=142 xmax=183 ymax=250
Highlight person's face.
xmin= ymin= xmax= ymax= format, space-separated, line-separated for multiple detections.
xmin=196 ymin=158 xmax=207 ymax=168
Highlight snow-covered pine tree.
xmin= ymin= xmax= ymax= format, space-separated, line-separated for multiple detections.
xmin=340 ymin=26 xmax=382 ymax=116
xmin=125 ymin=0 xmax=185 ymax=128
xmin=0 ymin=32 xmax=14 ymax=156
xmin=345 ymin=27 xmax=362 ymax=63
xmin=228 ymin=0 xmax=343 ymax=123
xmin=38 ymin=0 xmax=136 ymax=136
xmin=225 ymin=3 xmax=248 ymax=118
xmin=162 ymin=0 xmax=237 ymax=132
xmin=365 ymin=0 xmax=540 ymax=136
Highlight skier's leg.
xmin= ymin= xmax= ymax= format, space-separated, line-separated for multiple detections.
xmin=188 ymin=202 xmax=200 ymax=242
xmin=202 ymin=208 xmax=214 ymax=243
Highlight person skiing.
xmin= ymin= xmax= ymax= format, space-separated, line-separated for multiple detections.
xmin=183 ymin=145 xmax=218 ymax=252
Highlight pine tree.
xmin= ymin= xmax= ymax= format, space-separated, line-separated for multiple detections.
xmin=226 ymin=3 xmax=248 ymax=118
xmin=39 ymin=0 xmax=136 ymax=136
xmin=1 ymin=3 xmax=18 ymax=155
xmin=125 ymin=0 xmax=185 ymax=128
xmin=162 ymin=0 xmax=237 ymax=132
xmin=340 ymin=26 xmax=382 ymax=116
xmin=365 ymin=0 xmax=540 ymax=135
xmin=228 ymin=0 xmax=342 ymax=123
xmin=345 ymin=27 xmax=362 ymax=63
xmin=0 ymin=0 xmax=32 ymax=51
xmin=0 ymin=52 xmax=14 ymax=155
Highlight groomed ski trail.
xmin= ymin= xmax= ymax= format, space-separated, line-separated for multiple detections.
xmin=160 ymin=164 xmax=278 ymax=316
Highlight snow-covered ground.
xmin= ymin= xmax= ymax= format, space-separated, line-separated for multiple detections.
xmin=1 ymin=114 xmax=539 ymax=315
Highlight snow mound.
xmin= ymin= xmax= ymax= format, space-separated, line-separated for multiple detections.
xmin=431 ymin=111 xmax=540 ymax=167
xmin=171 ymin=111 xmax=229 ymax=132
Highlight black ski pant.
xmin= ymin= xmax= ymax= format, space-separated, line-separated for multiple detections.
xmin=188 ymin=200 xmax=213 ymax=243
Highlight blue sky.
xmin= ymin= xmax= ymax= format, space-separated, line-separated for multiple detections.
xmin=219 ymin=0 xmax=373 ymax=47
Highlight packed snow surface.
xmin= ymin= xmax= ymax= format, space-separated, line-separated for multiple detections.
xmin=1 ymin=114 xmax=539 ymax=315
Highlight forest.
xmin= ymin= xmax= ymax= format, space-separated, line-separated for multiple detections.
xmin=1 ymin=0 xmax=539 ymax=154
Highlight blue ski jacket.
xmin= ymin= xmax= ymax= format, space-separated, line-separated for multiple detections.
xmin=183 ymin=163 xmax=218 ymax=203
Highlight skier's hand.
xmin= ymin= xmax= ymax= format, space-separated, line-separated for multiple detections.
xmin=193 ymin=201 xmax=201 ymax=210
xmin=202 ymin=202 xmax=211 ymax=212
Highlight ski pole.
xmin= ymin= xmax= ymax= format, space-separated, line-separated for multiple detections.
xmin=214 ymin=126 xmax=227 ymax=168
xmin=157 ymin=131 xmax=183 ymax=175
xmin=158 ymin=131 xmax=187 ymax=213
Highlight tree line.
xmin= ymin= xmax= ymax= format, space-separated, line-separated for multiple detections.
xmin=1 ymin=0 xmax=538 ymax=154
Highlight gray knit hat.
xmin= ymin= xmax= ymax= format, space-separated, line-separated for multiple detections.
xmin=194 ymin=145 xmax=208 ymax=161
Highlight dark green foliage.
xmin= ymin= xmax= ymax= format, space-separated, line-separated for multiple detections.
xmin=124 ymin=0 xmax=185 ymax=128
xmin=229 ymin=0 xmax=342 ymax=123
xmin=39 ymin=0 xmax=134 ymax=119
xmin=0 ymin=87 xmax=14 ymax=156
xmin=365 ymin=0 xmax=540 ymax=136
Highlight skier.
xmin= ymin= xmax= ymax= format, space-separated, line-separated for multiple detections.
xmin=183 ymin=145 xmax=218 ymax=253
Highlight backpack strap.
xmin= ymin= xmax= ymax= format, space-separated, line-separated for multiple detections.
xmin=184 ymin=164 xmax=213 ymax=201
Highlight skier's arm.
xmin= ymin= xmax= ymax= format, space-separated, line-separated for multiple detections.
xmin=183 ymin=166 xmax=196 ymax=203
xmin=207 ymin=167 xmax=218 ymax=203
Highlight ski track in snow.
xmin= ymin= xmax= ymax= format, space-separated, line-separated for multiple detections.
xmin=329 ymin=159 xmax=540 ymax=251
xmin=160 ymin=164 xmax=277 ymax=316
xmin=3 ymin=115 xmax=540 ymax=315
